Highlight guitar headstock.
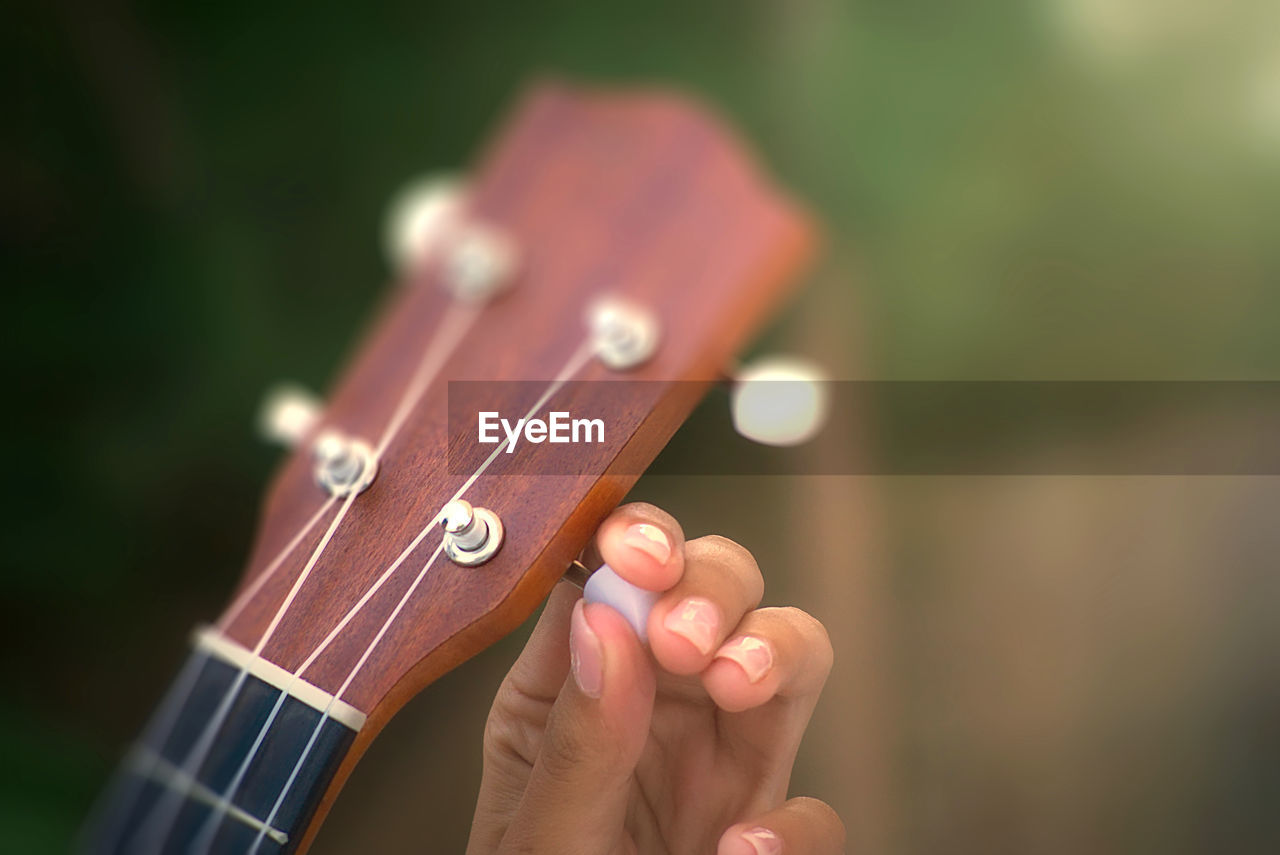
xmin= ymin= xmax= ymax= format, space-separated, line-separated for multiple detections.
xmin=214 ymin=81 xmax=815 ymax=734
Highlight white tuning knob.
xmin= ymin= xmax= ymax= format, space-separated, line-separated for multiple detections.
xmin=258 ymin=383 xmax=322 ymax=448
xmin=730 ymin=356 xmax=829 ymax=446
xmin=383 ymin=173 xmax=465 ymax=274
xmin=583 ymin=564 xmax=661 ymax=643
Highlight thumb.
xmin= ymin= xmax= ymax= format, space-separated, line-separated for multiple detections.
xmin=499 ymin=599 xmax=655 ymax=854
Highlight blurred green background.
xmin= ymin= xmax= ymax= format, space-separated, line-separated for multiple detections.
xmin=5 ymin=1 xmax=1279 ymax=852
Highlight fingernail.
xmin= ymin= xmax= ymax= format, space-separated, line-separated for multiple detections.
xmin=715 ymin=635 xmax=774 ymax=683
xmin=741 ymin=827 xmax=782 ymax=855
xmin=622 ymin=523 xmax=671 ymax=564
xmin=570 ymin=600 xmax=603 ymax=698
xmin=662 ymin=597 xmax=721 ymax=655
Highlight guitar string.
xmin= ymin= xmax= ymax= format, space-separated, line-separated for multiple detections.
xmin=187 ymin=532 xmax=453 ymax=854
xmin=216 ymin=289 xmax=482 ymax=637
xmin=126 ymin=751 xmax=290 ymax=845
xmin=193 ymin=538 xmax=455 ymax=853
xmin=128 ymin=298 xmax=483 ymax=853
xmin=245 ymin=338 xmax=597 ymax=854
xmin=88 ymin=498 xmax=335 ymax=854
xmin=373 ymin=301 xmax=482 ymax=457
xmin=218 ymin=497 xmax=340 ymax=631
xmin=246 ymin=541 xmax=446 ymax=855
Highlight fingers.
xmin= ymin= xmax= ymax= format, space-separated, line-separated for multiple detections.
xmin=701 ymin=607 xmax=833 ymax=714
xmin=648 ymin=536 xmax=765 ymax=675
xmin=593 ymin=502 xmax=685 ymax=591
xmin=718 ymin=797 xmax=846 ymax=855
xmin=595 ymin=506 xmax=825 ymax=713
xmin=498 ymin=600 xmax=656 ymax=854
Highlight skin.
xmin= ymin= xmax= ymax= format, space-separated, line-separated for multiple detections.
xmin=466 ymin=503 xmax=844 ymax=855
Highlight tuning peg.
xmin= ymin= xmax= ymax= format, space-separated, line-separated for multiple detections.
xmin=729 ymin=356 xmax=829 ymax=446
xmin=258 ymin=383 xmax=322 ymax=448
xmin=383 ymin=173 xmax=466 ymax=274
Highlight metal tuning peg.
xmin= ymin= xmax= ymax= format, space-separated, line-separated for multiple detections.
xmin=383 ymin=173 xmax=466 ymax=275
xmin=312 ymin=430 xmax=377 ymax=497
xmin=729 ymin=355 xmax=830 ymax=446
xmin=440 ymin=499 xmax=504 ymax=566
xmin=258 ymin=382 xmax=322 ymax=449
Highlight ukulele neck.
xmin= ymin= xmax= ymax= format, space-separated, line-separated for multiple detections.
xmin=83 ymin=633 xmax=358 ymax=854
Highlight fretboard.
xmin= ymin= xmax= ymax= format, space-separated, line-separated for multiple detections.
xmin=82 ymin=640 xmax=358 ymax=854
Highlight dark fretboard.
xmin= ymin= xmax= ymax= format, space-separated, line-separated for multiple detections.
xmin=82 ymin=644 xmax=358 ymax=854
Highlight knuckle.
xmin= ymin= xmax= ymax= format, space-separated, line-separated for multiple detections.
xmin=492 ymin=673 xmax=552 ymax=723
xmin=537 ymin=727 xmax=591 ymax=786
xmin=688 ymin=535 xmax=764 ymax=599
xmin=482 ymin=710 xmax=528 ymax=769
xmin=537 ymin=706 xmax=623 ymax=784
xmin=483 ymin=678 xmax=553 ymax=766
xmin=481 ymin=712 xmax=518 ymax=763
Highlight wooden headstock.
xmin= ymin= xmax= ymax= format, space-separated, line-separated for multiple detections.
xmin=224 ymin=81 xmax=812 ymax=716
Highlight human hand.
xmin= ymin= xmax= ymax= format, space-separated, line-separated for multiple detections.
xmin=467 ymin=503 xmax=843 ymax=854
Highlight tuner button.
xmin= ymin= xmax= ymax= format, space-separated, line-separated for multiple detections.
xmin=258 ymin=383 xmax=322 ymax=448
xmin=730 ymin=356 xmax=830 ymax=447
xmin=582 ymin=564 xmax=660 ymax=643
xmin=384 ymin=173 xmax=466 ymax=274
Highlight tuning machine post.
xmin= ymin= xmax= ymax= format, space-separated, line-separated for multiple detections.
xmin=311 ymin=430 xmax=378 ymax=498
xmin=384 ymin=173 xmax=517 ymax=302
xmin=440 ymin=499 xmax=505 ymax=566
xmin=589 ymin=297 xmax=660 ymax=370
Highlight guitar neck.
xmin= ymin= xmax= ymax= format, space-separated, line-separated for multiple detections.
xmin=84 ymin=634 xmax=358 ymax=854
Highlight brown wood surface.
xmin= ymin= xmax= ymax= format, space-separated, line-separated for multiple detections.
xmin=215 ymin=80 xmax=815 ymax=852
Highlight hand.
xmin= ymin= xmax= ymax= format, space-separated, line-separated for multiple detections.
xmin=467 ymin=503 xmax=843 ymax=854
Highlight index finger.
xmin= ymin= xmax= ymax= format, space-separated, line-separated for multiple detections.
xmin=587 ymin=502 xmax=686 ymax=592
